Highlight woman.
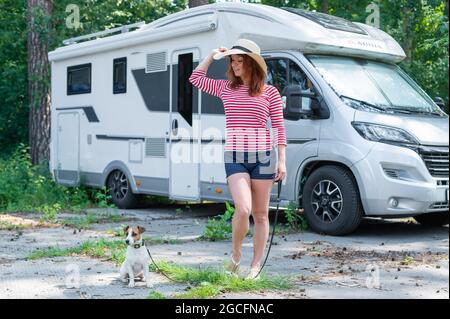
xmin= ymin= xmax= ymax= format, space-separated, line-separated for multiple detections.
xmin=189 ymin=39 xmax=287 ymax=279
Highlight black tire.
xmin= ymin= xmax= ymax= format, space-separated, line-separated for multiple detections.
xmin=414 ymin=212 xmax=449 ymax=226
xmin=107 ymin=170 xmax=140 ymax=209
xmin=302 ymin=165 xmax=363 ymax=235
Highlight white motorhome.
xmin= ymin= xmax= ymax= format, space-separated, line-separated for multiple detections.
xmin=49 ymin=3 xmax=449 ymax=235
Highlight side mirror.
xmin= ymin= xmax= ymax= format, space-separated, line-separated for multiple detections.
xmin=282 ymin=85 xmax=318 ymax=120
xmin=434 ymin=97 xmax=446 ymax=111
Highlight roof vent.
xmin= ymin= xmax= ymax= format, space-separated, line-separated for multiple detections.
xmin=282 ymin=7 xmax=367 ymax=35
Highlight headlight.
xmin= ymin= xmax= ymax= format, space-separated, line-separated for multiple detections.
xmin=351 ymin=122 xmax=419 ymax=145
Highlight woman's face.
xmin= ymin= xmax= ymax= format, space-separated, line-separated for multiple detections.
xmin=230 ymin=54 xmax=246 ymax=78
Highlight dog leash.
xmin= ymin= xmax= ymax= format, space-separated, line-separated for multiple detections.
xmin=253 ymin=181 xmax=282 ymax=279
xmin=145 ymin=181 xmax=282 ymax=282
xmin=145 ymin=241 xmax=183 ymax=283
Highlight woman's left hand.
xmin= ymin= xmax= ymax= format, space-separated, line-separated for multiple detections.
xmin=275 ymin=161 xmax=286 ymax=182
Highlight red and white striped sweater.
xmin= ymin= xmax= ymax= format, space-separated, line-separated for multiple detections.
xmin=189 ymin=69 xmax=287 ymax=152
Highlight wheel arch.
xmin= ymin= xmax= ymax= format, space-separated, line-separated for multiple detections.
xmin=296 ymin=160 xmax=365 ymax=215
xmin=102 ymin=161 xmax=138 ymax=193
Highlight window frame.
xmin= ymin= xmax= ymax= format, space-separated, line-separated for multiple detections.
xmin=67 ymin=63 xmax=92 ymax=95
xmin=113 ymin=57 xmax=127 ymax=94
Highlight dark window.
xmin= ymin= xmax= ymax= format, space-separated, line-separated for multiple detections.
xmin=266 ymin=59 xmax=288 ymax=93
xmin=289 ymin=60 xmax=309 ymax=89
xmin=113 ymin=57 xmax=127 ymax=94
xmin=67 ymin=63 xmax=91 ymax=95
xmin=267 ymin=58 xmax=317 ymax=117
xmin=266 ymin=58 xmax=307 ymax=93
xmin=177 ymin=53 xmax=193 ymax=126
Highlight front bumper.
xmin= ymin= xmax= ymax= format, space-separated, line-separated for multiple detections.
xmin=352 ymin=143 xmax=449 ymax=216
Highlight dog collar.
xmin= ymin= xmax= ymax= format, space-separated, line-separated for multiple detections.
xmin=132 ymin=240 xmax=144 ymax=249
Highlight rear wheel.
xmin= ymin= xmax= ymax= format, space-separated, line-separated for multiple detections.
xmin=302 ymin=165 xmax=362 ymax=235
xmin=107 ymin=170 xmax=140 ymax=208
xmin=414 ymin=212 xmax=449 ymax=226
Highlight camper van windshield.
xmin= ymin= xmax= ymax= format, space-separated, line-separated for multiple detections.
xmin=309 ymin=56 xmax=442 ymax=115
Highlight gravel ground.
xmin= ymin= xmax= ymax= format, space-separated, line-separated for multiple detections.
xmin=0 ymin=203 xmax=448 ymax=299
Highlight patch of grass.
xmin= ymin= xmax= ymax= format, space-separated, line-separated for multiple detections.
xmin=60 ymin=212 xmax=126 ymax=229
xmin=40 ymin=203 xmax=61 ymax=222
xmin=283 ymin=202 xmax=308 ymax=232
xmin=27 ymin=238 xmax=126 ymax=264
xmin=401 ymin=255 xmax=415 ymax=266
xmin=0 ymin=221 xmax=28 ymax=231
xmin=148 ymin=261 xmax=292 ymax=299
xmin=27 ymin=235 xmax=182 ymax=263
xmin=28 ymin=237 xmax=292 ymax=299
xmin=0 ymin=144 xmax=116 ymax=218
xmin=200 ymin=201 xmax=235 ymax=241
xmin=148 ymin=291 xmax=167 ymax=299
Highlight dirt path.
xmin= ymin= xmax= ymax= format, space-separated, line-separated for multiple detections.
xmin=0 ymin=204 xmax=448 ymax=299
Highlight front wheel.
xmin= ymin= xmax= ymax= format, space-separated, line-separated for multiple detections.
xmin=302 ymin=165 xmax=362 ymax=235
xmin=107 ymin=170 xmax=140 ymax=209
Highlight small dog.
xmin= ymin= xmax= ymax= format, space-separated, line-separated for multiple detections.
xmin=119 ymin=225 xmax=152 ymax=288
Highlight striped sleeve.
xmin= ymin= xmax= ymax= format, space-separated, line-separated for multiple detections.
xmin=267 ymin=85 xmax=287 ymax=146
xmin=189 ymin=69 xmax=228 ymax=98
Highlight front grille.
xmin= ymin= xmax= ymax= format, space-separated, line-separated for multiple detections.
xmin=419 ymin=146 xmax=449 ymax=178
xmin=429 ymin=202 xmax=449 ymax=210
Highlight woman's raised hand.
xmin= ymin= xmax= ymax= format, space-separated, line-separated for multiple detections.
xmin=212 ymin=47 xmax=228 ymax=56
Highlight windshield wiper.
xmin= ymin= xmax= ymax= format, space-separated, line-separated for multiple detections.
xmin=339 ymin=95 xmax=387 ymax=112
xmin=384 ymin=107 xmax=412 ymax=114
xmin=386 ymin=107 xmax=443 ymax=116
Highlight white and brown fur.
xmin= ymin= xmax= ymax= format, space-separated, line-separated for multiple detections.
xmin=119 ymin=225 xmax=152 ymax=288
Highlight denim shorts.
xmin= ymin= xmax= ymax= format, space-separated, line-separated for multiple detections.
xmin=224 ymin=148 xmax=278 ymax=180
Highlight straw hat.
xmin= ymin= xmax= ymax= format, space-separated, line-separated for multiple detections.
xmin=213 ymin=39 xmax=267 ymax=76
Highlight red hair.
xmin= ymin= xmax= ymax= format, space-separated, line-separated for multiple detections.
xmin=226 ymin=55 xmax=265 ymax=97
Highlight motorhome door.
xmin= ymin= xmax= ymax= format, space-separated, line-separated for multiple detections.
xmin=169 ymin=49 xmax=200 ymax=200
xmin=56 ymin=112 xmax=80 ymax=186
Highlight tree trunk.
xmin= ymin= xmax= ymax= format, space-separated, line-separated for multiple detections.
xmin=27 ymin=0 xmax=52 ymax=165
xmin=445 ymin=0 xmax=448 ymax=20
xmin=401 ymin=4 xmax=414 ymax=64
xmin=319 ymin=0 xmax=329 ymax=14
xmin=189 ymin=0 xmax=209 ymax=8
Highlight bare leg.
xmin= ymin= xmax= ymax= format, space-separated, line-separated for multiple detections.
xmin=250 ymin=179 xmax=273 ymax=269
xmin=227 ymin=173 xmax=252 ymax=264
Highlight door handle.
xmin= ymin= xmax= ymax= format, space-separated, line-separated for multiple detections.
xmin=172 ymin=119 xmax=178 ymax=136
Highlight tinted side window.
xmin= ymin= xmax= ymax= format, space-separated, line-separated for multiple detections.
xmin=266 ymin=58 xmax=308 ymax=93
xmin=266 ymin=59 xmax=288 ymax=93
xmin=289 ymin=60 xmax=308 ymax=89
xmin=113 ymin=57 xmax=127 ymax=94
xmin=67 ymin=63 xmax=91 ymax=95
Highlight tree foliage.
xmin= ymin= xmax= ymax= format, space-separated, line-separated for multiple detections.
xmin=0 ymin=0 xmax=448 ymax=157
xmin=258 ymin=0 xmax=449 ymax=109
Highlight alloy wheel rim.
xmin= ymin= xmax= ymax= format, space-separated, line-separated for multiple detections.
xmin=311 ymin=180 xmax=343 ymax=223
xmin=111 ymin=171 xmax=128 ymax=200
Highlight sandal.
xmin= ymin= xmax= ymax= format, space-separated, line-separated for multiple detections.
xmin=245 ymin=267 xmax=261 ymax=280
